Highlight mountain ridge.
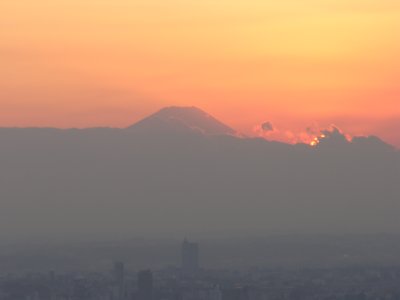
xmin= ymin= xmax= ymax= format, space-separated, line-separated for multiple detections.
xmin=0 ymin=108 xmax=398 ymax=241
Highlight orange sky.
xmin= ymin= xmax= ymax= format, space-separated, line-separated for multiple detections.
xmin=1 ymin=0 xmax=400 ymax=146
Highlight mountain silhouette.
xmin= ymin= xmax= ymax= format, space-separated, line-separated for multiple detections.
xmin=127 ymin=106 xmax=236 ymax=136
xmin=0 ymin=107 xmax=398 ymax=241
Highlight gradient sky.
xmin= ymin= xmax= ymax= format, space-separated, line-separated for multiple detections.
xmin=1 ymin=0 xmax=400 ymax=146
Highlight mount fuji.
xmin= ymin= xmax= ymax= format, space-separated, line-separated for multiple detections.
xmin=128 ymin=106 xmax=236 ymax=136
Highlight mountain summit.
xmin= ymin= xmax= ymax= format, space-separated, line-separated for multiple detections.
xmin=128 ymin=106 xmax=236 ymax=136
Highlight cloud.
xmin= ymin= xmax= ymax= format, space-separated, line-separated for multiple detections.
xmin=321 ymin=126 xmax=348 ymax=141
xmin=254 ymin=121 xmax=276 ymax=137
xmin=253 ymin=120 xmax=391 ymax=149
xmin=261 ymin=121 xmax=274 ymax=132
xmin=306 ymin=126 xmax=318 ymax=136
xmin=255 ymin=122 xmax=355 ymax=147
xmin=312 ymin=125 xmax=359 ymax=149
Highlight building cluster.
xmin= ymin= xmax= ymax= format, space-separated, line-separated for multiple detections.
xmin=2 ymin=240 xmax=400 ymax=300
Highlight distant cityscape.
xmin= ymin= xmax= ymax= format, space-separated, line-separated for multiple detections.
xmin=2 ymin=239 xmax=400 ymax=300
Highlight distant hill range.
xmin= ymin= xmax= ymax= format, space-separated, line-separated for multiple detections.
xmin=0 ymin=106 xmax=399 ymax=241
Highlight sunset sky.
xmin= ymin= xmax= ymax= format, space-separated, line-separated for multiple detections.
xmin=1 ymin=0 xmax=400 ymax=146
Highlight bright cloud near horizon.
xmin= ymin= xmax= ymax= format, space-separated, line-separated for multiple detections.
xmin=1 ymin=0 xmax=400 ymax=146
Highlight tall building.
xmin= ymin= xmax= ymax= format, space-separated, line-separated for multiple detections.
xmin=113 ymin=261 xmax=125 ymax=300
xmin=137 ymin=270 xmax=153 ymax=300
xmin=113 ymin=261 xmax=125 ymax=285
xmin=181 ymin=238 xmax=199 ymax=273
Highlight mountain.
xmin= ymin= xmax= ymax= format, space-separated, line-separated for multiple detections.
xmin=127 ymin=106 xmax=236 ymax=136
xmin=0 ymin=107 xmax=398 ymax=242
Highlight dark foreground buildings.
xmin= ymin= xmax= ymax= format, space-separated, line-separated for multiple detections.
xmin=4 ymin=239 xmax=400 ymax=300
